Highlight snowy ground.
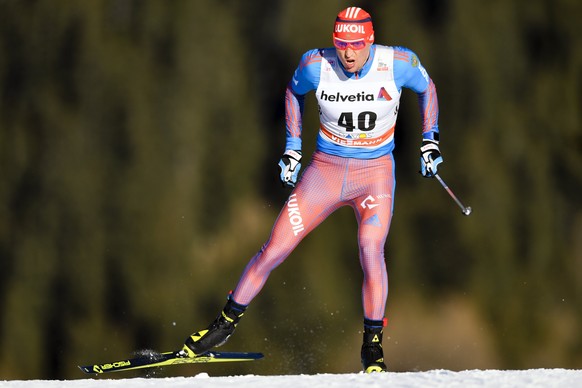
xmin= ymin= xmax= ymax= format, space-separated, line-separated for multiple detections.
xmin=1 ymin=369 xmax=581 ymax=388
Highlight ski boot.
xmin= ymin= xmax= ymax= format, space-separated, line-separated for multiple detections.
xmin=182 ymin=296 xmax=247 ymax=357
xmin=361 ymin=318 xmax=387 ymax=373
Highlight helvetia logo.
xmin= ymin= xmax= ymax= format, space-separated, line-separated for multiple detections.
xmin=320 ymin=90 xmax=374 ymax=102
xmin=377 ymin=87 xmax=392 ymax=101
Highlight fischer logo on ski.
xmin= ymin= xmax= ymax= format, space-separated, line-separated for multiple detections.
xmin=79 ymin=350 xmax=263 ymax=374
xmin=93 ymin=360 xmax=132 ymax=373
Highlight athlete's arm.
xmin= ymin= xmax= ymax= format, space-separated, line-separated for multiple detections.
xmin=393 ymin=47 xmax=439 ymax=141
xmin=284 ymin=49 xmax=323 ymax=151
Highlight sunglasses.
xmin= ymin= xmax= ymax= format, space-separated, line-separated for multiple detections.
xmin=333 ymin=37 xmax=367 ymax=50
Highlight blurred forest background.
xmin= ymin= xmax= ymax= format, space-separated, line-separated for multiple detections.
xmin=0 ymin=0 xmax=581 ymax=380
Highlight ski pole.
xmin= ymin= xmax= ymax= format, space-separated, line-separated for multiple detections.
xmin=433 ymin=173 xmax=472 ymax=216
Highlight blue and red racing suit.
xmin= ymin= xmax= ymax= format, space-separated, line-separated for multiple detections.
xmin=232 ymin=45 xmax=439 ymax=321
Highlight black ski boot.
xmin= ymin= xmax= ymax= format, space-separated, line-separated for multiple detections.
xmin=182 ymin=296 xmax=247 ymax=357
xmin=361 ymin=318 xmax=387 ymax=373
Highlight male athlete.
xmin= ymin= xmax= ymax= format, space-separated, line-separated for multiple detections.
xmin=182 ymin=7 xmax=443 ymax=373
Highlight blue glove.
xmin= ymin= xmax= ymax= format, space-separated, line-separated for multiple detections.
xmin=278 ymin=150 xmax=302 ymax=188
xmin=420 ymin=139 xmax=443 ymax=177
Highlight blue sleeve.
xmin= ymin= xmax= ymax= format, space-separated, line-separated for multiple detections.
xmin=289 ymin=49 xmax=322 ymax=95
xmin=285 ymin=49 xmax=322 ymax=151
xmin=393 ymin=47 xmax=439 ymax=138
xmin=393 ymin=47 xmax=429 ymax=93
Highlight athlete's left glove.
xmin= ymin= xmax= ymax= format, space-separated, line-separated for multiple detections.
xmin=278 ymin=150 xmax=302 ymax=188
xmin=420 ymin=139 xmax=443 ymax=177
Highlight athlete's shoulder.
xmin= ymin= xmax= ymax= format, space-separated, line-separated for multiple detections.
xmin=392 ymin=46 xmax=430 ymax=91
xmin=292 ymin=48 xmax=326 ymax=94
xmin=393 ymin=46 xmax=422 ymax=66
xmin=298 ymin=48 xmax=325 ymax=69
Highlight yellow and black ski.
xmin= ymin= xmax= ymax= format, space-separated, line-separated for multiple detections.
xmin=79 ymin=350 xmax=263 ymax=374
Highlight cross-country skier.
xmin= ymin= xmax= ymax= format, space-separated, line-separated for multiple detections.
xmin=182 ymin=6 xmax=443 ymax=373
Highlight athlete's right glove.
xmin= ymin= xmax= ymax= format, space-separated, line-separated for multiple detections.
xmin=420 ymin=139 xmax=443 ymax=177
xmin=278 ymin=150 xmax=302 ymax=188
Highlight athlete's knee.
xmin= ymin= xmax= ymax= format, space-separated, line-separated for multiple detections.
xmin=359 ymin=240 xmax=387 ymax=275
xmin=359 ymin=236 xmax=385 ymax=257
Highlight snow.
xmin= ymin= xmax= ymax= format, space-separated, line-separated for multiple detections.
xmin=1 ymin=369 xmax=581 ymax=388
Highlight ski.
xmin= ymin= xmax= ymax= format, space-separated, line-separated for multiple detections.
xmin=79 ymin=350 xmax=264 ymax=374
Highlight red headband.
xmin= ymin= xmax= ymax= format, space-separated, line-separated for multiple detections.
xmin=333 ymin=7 xmax=374 ymax=42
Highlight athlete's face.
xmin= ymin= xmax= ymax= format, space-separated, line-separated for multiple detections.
xmin=335 ymin=43 xmax=371 ymax=73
